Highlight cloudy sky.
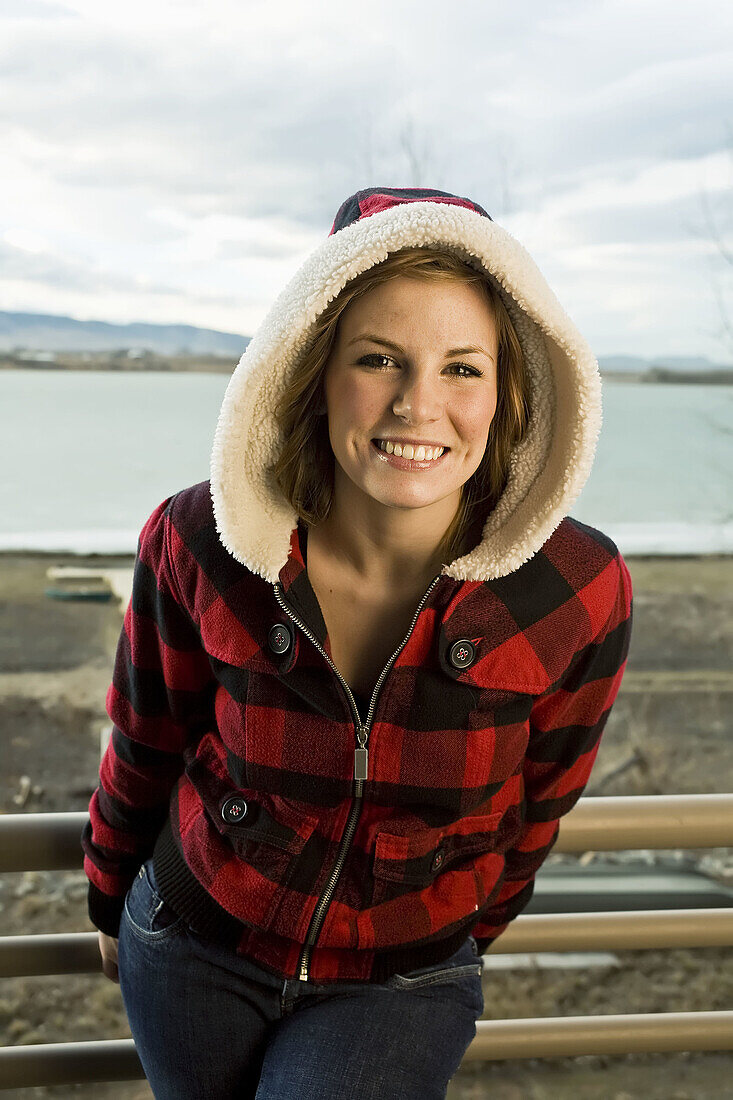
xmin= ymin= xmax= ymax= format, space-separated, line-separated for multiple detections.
xmin=2 ymin=0 xmax=732 ymax=361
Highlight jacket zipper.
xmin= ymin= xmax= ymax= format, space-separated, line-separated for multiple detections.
xmin=273 ymin=574 xmax=441 ymax=982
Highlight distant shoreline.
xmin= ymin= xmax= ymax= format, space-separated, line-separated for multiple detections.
xmin=2 ymin=354 xmax=733 ymax=383
xmin=1 ymin=549 xmax=731 ymax=562
xmin=0 ymin=353 xmax=234 ymax=374
xmin=601 ymin=368 xmax=733 ymax=384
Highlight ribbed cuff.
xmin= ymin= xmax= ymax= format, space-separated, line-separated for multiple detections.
xmin=87 ymin=882 xmax=126 ymax=938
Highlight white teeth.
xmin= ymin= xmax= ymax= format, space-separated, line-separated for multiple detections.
xmin=376 ymin=439 xmax=444 ymax=460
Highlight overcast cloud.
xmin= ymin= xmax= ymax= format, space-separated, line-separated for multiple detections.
xmin=1 ymin=0 xmax=732 ymax=359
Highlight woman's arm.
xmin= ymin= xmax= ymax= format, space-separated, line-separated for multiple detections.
xmin=80 ymin=494 xmax=217 ymax=939
xmin=472 ymin=552 xmax=634 ymax=952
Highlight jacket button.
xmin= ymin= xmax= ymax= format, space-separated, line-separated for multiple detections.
xmin=448 ymin=639 xmax=475 ymax=670
xmin=431 ymin=849 xmax=445 ymax=871
xmin=268 ymin=623 xmax=292 ymax=655
xmin=221 ymin=796 xmax=249 ymax=825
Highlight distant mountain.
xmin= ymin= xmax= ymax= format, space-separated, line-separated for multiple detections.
xmin=0 ymin=310 xmax=249 ymax=356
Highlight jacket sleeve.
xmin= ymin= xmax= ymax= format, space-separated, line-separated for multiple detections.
xmin=471 ymin=551 xmax=633 ymax=954
xmin=80 ymin=494 xmax=217 ymax=937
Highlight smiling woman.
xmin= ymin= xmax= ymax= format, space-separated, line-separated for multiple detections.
xmin=83 ymin=186 xmax=632 ymax=1100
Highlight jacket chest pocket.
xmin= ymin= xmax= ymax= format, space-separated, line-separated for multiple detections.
xmin=370 ymin=809 xmax=504 ymax=908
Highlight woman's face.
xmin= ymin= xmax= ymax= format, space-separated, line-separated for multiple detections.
xmin=320 ymin=274 xmax=499 ymax=519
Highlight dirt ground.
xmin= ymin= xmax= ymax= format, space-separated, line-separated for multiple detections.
xmin=1 ymin=551 xmax=732 ymax=1099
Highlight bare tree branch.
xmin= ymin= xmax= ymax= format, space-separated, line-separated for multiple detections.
xmin=687 ymin=127 xmax=733 ymax=358
xmin=396 ymin=114 xmax=447 ymax=188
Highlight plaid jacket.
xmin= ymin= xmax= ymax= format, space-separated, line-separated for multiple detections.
xmin=81 ymin=478 xmax=633 ymax=984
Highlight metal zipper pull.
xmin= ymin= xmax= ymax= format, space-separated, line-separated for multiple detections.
xmin=354 ymin=728 xmax=368 ymax=780
xmin=354 ymin=746 xmax=368 ymax=780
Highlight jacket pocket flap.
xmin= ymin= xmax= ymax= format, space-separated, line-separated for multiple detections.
xmin=373 ymin=810 xmax=504 ymax=885
xmin=219 ymin=791 xmax=319 ymax=855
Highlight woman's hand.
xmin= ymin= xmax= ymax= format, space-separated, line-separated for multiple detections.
xmin=98 ymin=930 xmax=120 ymax=983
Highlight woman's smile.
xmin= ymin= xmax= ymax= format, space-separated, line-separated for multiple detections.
xmin=369 ymin=437 xmax=451 ymax=471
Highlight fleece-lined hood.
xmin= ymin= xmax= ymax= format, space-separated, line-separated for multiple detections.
xmin=210 ymin=186 xmax=602 ymax=584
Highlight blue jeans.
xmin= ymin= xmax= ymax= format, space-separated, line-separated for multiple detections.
xmin=118 ymin=855 xmax=485 ymax=1099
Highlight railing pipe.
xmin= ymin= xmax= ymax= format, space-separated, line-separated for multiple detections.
xmin=467 ymin=1011 xmax=733 ymax=1061
xmin=2 ymin=908 xmax=732 ymax=978
xmin=3 ymin=1012 xmax=733 ymax=1087
xmin=1 ymin=1040 xmax=143 ymax=1089
xmin=1 ymin=795 xmax=732 ymax=872
xmin=486 ymin=907 xmax=733 ymax=953
xmin=557 ymin=793 xmax=733 ymax=850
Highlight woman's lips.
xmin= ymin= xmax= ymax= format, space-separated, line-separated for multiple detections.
xmin=370 ymin=439 xmax=450 ymax=470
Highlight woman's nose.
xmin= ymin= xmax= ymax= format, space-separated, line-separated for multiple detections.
xmin=391 ymin=375 xmax=443 ymax=421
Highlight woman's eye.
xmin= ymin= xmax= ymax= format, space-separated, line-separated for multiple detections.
xmin=359 ymin=354 xmax=393 ymax=370
xmin=357 ymin=354 xmax=481 ymax=378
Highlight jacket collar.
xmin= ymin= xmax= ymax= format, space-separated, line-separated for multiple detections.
xmin=273 ymin=519 xmax=460 ymax=652
xmin=276 ymin=520 xmax=328 ymax=648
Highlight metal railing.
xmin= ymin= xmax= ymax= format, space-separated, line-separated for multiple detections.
xmin=1 ymin=793 xmax=732 ymax=1088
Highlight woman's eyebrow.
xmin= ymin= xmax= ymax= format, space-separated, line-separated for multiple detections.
xmin=347 ymin=333 xmax=494 ymax=361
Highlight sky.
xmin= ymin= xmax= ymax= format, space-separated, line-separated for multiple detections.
xmin=1 ymin=0 xmax=732 ymax=362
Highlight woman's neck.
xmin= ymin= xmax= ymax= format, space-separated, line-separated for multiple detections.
xmin=307 ymin=508 xmax=452 ymax=594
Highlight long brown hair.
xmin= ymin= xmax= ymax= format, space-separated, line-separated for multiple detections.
xmin=271 ymin=245 xmax=531 ymax=567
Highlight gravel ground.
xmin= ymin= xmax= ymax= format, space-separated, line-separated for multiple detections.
xmin=1 ymin=550 xmax=732 ymax=1099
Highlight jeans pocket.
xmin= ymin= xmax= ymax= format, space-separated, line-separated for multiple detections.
xmin=384 ymin=938 xmax=484 ymax=991
xmin=123 ymin=857 xmax=186 ymax=941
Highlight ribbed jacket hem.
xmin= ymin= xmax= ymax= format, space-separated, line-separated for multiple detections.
xmin=152 ymin=815 xmax=245 ymax=944
xmin=151 ymin=815 xmax=479 ymax=983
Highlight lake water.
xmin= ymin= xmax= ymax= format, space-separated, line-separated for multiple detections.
xmin=2 ymin=369 xmax=732 ymax=556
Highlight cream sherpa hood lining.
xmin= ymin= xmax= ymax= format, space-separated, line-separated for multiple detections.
xmin=210 ymin=200 xmax=602 ymax=584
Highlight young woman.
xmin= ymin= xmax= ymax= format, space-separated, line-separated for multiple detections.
xmin=82 ymin=186 xmax=633 ymax=1099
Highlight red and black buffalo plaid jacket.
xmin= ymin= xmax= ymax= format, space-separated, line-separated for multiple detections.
xmin=81 ymin=187 xmax=634 ymax=984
